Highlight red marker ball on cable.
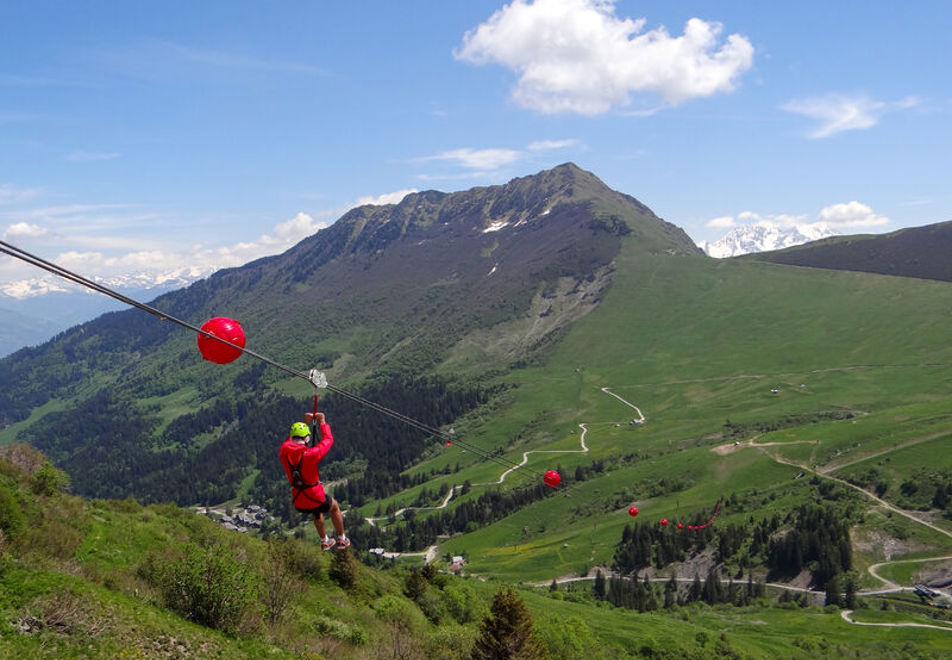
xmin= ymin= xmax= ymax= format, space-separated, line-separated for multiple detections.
xmin=197 ymin=317 xmax=246 ymax=364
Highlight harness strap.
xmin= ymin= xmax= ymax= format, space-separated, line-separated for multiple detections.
xmin=289 ymin=454 xmax=320 ymax=491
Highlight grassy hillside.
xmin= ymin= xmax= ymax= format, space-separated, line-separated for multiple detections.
xmin=381 ymin=249 xmax=952 ymax=602
xmin=3 ymin=446 xmax=952 ymax=659
xmin=4 ymin=168 xmax=952 ymax=654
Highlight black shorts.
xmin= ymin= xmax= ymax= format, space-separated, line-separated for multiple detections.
xmin=296 ymin=498 xmax=331 ymax=516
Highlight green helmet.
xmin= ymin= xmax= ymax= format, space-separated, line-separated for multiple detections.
xmin=289 ymin=422 xmax=310 ymax=438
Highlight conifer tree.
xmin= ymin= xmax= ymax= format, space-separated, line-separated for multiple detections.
xmin=471 ymin=588 xmax=545 ymax=660
xmin=664 ymin=575 xmax=678 ymax=609
xmin=593 ymin=570 xmax=606 ymax=599
xmin=825 ymin=573 xmax=842 ymax=607
xmin=329 ymin=547 xmax=359 ymax=590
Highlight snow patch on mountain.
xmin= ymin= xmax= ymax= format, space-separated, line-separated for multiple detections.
xmin=697 ymin=223 xmax=839 ymax=258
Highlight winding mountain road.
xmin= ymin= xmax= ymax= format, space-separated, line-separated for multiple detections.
xmin=362 ymin=386 xmax=645 ymax=557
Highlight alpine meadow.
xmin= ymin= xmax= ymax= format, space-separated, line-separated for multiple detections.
xmin=2 ymin=164 xmax=952 ymax=659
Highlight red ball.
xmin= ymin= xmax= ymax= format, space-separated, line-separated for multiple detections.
xmin=628 ymin=506 xmax=639 ymax=517
xmin=677 ymin=522 xmax=683 ymax=530
xmin=660 ymin=518 xmax=669 ymax=527
xmin=445 ymin=441 xmax=452 ymax=447
xmin=543 ymin=470 xmax=561 ymax=488
xmin=197 ymin=317 xmax=246 ymax=364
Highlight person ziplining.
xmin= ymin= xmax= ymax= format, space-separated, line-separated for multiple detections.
xmin=279 ymin=411 xmax=350 ymax=551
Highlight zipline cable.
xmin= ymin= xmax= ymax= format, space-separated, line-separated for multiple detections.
xmin=0 ymin=239 xmax=551 ymax=486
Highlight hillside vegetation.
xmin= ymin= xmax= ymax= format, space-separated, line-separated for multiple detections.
xmin=3 ymin=445 xmax=952 ymax=659
xmin=2 ymin=165 xmax=952 ymax=655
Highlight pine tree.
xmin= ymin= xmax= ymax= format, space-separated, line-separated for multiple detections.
xmin=328 ymin=547 xmax=359 ymax=590
xmin=471 ymin=588 xmax=545 ymax=660
xmin=664 ymin=575 xmax=678 ymax=609
xmin=843 ymin=572 xmax=858 ymax=609
xmin=825 ymin=573 xmax=842 ymax=607
xmin=593 ymin=570 xmax=606 ymax=599
xmin=687 ymin=572 xmax=702 ymax=603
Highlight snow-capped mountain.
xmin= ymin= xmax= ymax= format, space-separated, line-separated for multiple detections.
xmin=697 ymin=223 xmax=839 ymax=258
xmin=0 ymin=270 xmax=211 ymax=357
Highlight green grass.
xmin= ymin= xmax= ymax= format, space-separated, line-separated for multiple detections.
xmin=872 ymin=556 xmax=952 ymax=586
xmin=0 ymin=396 xmax=71 ymax=446
xmin=392 ymin=249 xmax=952 ymax=598
xmin=525 ymin=587 xmax=952 ymax=658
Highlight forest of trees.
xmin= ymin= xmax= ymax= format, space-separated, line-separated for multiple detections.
xmin=765 ymin=503 xmax=853 ymax=588
xmin=613 ymin=494 xmax=856 ymax=594
xmin=23 ymin=371 xmax=495 ymax=512
xmin=592 ymin=568 xmax=767 ymax=612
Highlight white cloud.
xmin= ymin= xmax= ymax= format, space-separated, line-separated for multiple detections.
xmin=2 ymin=222 xmax=48 ymax=239
xmin=705 ymin=201 xmax=889 ymax=240
xmin=159 ymin=40 xmax=323 ymax=75
xmin=98 ymin=39 xmax=327 ymax=81
xmin=419 ymin=148 xmax=524 ymax=171
xmin=352 ymin=189 xmax=418 ymax=207
xmin=272 ymin=212 xmax=325 ymax=240
xmin=818 ymin=201 xmax=889 ymax=227
xmin=66 ymin=150 xmax=121 ymax=162
xmin=0 ymin=211 xmax=328 ymax=298
xmin=455 ymin=0 xmax=754 ymax=115
xmin=308 ymin=188 xmax=420 ymax=222
xmin=0 ymin=184 xmax=40 ymax=204
xmin=781 ymin=93 xmax=920 ymax=139
xmin=705 ymin=216 xmax=735 ymax=228
xmin=527 ymin=139 xmax=580 ymax=151
xmin=736 ymin=211 xmax=807 ymax=227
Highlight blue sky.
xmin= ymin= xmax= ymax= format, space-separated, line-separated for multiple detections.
xmin=2 ymin=0 xmax=950 ymax=298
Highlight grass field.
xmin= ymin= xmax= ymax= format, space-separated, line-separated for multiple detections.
xmin=394 ymin=250 xmax=952 ymax=606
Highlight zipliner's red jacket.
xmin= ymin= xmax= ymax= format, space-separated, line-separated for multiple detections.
xmin=278 ymin=422 xmax=333 ymax=509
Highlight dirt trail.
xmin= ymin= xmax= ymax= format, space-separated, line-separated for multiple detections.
xmin=364 ymin=387 xmax=643 ymax=557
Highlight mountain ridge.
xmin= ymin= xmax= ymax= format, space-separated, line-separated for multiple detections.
xmin=739 ymin=218 xmax=952 ymax=282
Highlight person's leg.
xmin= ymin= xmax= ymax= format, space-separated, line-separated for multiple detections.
xmin=313 ymin=512 xmax=327 ymax=539
xmin=328 ymin=498 xmax=345 ymax=538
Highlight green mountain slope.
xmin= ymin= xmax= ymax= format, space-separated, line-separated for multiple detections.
xmin=2 ymin=163 xmax=952 ymax=654
xmin=3 ymin=448 xmax=951 ymax=659
xmin=434 ymin=251 xmax=952 ymax=578
xmin=0 ymin=163 xmax=697 ymax=508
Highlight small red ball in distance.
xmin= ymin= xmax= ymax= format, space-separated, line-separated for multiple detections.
xmin=445 ymin=441 xmax=452 ymax=447
xmin=628 ymin=506 xmax=639 ymax=517
xmin=660 ymin=518 xmax=668 ymax=527
xmin=543 ymin=470 xmax=561 ymax=488
xmin=197 ymin=317 xmax=246 ymax=364
xmin=677 ymin=522 xmax=683 ymax=529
